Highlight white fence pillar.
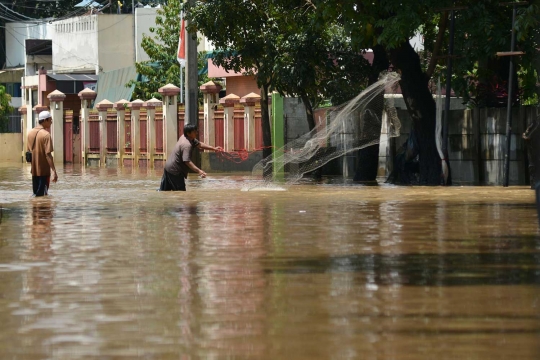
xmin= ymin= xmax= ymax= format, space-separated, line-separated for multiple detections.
xmin=143 ymin=98 xmax=162 ymax=169
xmin=200 ymin=81 xmax=222 ymax=148
xmin=96 ymin=99 xmax=113 ymax=167
xmin=220 ymin=94 xmax=240 ymax=151
xmin=19 ymin=107 xmax=27 ymax=162
xmin=158 ymin=84 xmax=181 ymax=161
xmin=241 ymin=92 xmax=260 ymax=151
xmin=47 ymin=90 xmax=66 ymax=164
xmin=78 ymin=88 xmax=97 ymax=166
xmin=128 ymin=99 xmax=144 ymax=167
xmin=114 ymin=99 xmax=129 ymax=166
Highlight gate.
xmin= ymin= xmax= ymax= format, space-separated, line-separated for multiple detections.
xmin=88 ymin=111 xmax=100 ymax=153
xmin=214 ymin=107 xmax=224 ymax=148
xmin=233 ymin=105 xmax=244 ymax=150
xmin=106 ymin=110 xmax=117 ymax=154
xmin=140 ymin=108 xmax=147 ymax=154
xmin=125 ymin=110 xmax=131 ymax=153
xmin=63 ymin=110 xmax=73 ymax=163
xmin=198 ymin=109 xmax=205 ymax=143
xmin=155 ymin=107 xmax=163 ymax=154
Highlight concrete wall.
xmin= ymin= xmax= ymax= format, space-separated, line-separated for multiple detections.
xmin=135 ymin=9 xmax=158 ymax=62
xmin=97 ymin=15 xmax=135 ymax=72
xmin=5 ymin=22 xmax=50 ymax=69
xmin=52 ymin=15 xmax=99 ymax=74
xmin=384 ymin=107 xmax=539 ymax=185
xmin=284 ymin=97 xmax=309 ymax=143
xmin=0 ymin=133 xmax=22 ymax=162
xmin=135 ymin=8 xmax=214 ymax=63
xmin=52 ymin=14 xmax=134 ymax=74
xmin=10 ymin=97 xmax=22 ymax=108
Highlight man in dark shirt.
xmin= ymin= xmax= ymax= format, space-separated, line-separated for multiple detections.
xmin=160 ymin=123 xmax=222 ymax=191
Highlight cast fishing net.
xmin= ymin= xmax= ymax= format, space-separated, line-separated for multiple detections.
xmin=245 ymin=72 xmax=402 ymax=190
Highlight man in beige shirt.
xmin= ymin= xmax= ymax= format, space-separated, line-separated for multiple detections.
xmin=27 ymin=111 xmax=58 ymax=196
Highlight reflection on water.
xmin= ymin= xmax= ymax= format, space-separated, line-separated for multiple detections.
xmin=0 ymin=163 xmax=539 ymax=359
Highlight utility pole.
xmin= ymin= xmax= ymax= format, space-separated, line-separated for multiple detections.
xmin=185 ymin=0 xmax=198 ymax=125
xmin=435 ymin=5 xmax=467 ymax=185
xmin=498 ymin=1 xmax=527 ymax=187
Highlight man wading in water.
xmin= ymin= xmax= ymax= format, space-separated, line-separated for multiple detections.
xmin=160 ymin=124 xmax=222 ymax=191
xmin=27 ymin=110 xmax=58 ymax=196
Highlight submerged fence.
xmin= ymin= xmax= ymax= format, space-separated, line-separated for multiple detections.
xmin=17 ymin=83 xmax=268 ymax=169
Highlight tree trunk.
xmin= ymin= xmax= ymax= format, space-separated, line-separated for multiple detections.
xmin=388 ymin=41 xmax=441 ymax=185
xmin=299 ymin=91 xmax=316 ymax=132
xmin=535 ymin=30 xmax=540 ymax=101
xmin=299 ymin=90 xmax=323 ymax=179
xmin=354 ymin=44 xmax=389 ymax=182
xmin=523 ymin=116 xmax=540 ymax=188
xmin=260 ymin=84 xmax=272 ymax=161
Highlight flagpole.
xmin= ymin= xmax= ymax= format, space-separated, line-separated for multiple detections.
xmin=179 ymin=10 xmax=183 ymax=104
xmin=178 ymin=8 xmax=185 ymax=104
xmin=180 ymin=65 xmax=183 ymax=104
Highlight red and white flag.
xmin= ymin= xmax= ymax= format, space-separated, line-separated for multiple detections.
xmin=177 ymin=13 xmax=186 ymax=67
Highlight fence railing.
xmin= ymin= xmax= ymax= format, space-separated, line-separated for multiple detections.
xmin=88 ymin=111 xmax=100 ymax=153
xmin=214 ymin=107 xmax=225 ymax=148
xmin=125 ymin=110 xmax=131 ymax=153
xmin=140 ymin=108 xmax=147 ymax=153
xmin=1 ymin=111 xmax=21 ymax=133
xmin=64 ymin=109 xmax=73 ymax=162
xmin=234 ymin=105 xmax=245 ymax=150
xmin=106 ymin=110 xmax=117 ymax=153
xmin=155 ymin=108 xmax=163 ymax=153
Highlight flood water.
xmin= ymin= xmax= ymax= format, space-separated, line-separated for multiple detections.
xmin=0 ymin=163 xmax=539 ymax=359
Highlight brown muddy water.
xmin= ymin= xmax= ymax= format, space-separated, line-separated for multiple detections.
xmin=0 ymin=163 xmax=539 ymax=359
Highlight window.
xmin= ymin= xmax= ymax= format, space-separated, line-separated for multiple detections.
xmin=1 ymin=83 xmax=22 ymax=98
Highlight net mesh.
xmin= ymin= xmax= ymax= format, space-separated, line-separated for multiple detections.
xmin=245 ymin=72 xmax=402 ymax=190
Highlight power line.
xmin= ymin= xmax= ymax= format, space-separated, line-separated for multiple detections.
xmin=0 ymin=3 xmax=35 ymax=21
xmin=0 ymin=0 xmax=110 ymax=28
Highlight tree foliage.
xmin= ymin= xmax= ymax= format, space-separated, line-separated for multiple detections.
xmin=188 ymin=0 xmax=539 ymax=183
xmin=0 ymin=85 xmax=13 ymax=132
xmin=311 ymin=0 xmax=540 ymax=184
xmin=270 ymin=5 xmax=372 ymax=122
xmin=449 ymin=2 xmax=540 ymax=107
xmin=312 ymin=0 xmax=539 ymax=106
xmin=8 ymin=0 xmax=81 ymax=19
xmin=127 ymin=0 xmax=209 ymax=102
xmin=187 ymin=0 xmax=373 ymax=136
xmin=128 ymin=0 xmax=183 ymax=100
xmin=187 ymin=0 xmax=281 ymax=158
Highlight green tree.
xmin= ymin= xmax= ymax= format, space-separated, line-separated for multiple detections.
xmin=128 ymin=0 xmax=183 ymax=100
xmin=187 ymin=0 xmax=375 ymax=164
xmin=312 ymin=0 xmax=540 ymax=185
xmin=448 ymin=2 xmax=540 ymax=107
xmin=271 ymin=7 xmax=372 ymax=131
xmin=0 ymin=85 xmax=13 ymax=132
xmin=187 ymin=0 xmax=281 ymax=160
xmin=127 ymin=0 xmax=209 ymax=103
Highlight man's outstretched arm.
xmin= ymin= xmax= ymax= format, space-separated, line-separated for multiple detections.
xmin=185 ymin=161 xmax=206 ymax=178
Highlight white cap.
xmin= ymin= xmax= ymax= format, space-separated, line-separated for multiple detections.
xmin=38 ymin=110 xmax=52 ymax=122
